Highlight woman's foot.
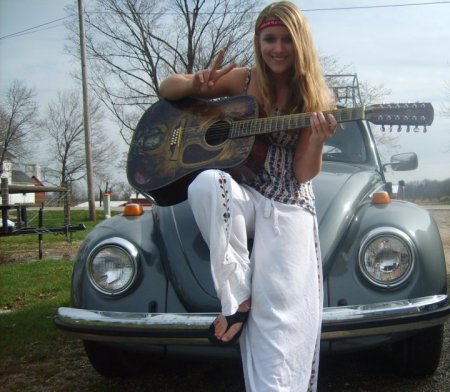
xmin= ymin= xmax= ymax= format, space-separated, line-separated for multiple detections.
xmin=210 ymin=299 xmax=251 ymax=344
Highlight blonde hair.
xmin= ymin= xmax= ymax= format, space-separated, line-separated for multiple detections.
xmin=254 ymin=1 xmax=333 ymax=115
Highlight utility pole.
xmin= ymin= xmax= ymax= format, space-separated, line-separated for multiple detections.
xmin=78 ymin=0 xmax=96 ymax=220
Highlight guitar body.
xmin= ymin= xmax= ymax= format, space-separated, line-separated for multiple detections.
xmin=127 ymin=95 xmax=259 ymax=206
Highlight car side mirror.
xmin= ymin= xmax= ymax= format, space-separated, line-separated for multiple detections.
xmin=389 ymin=152 xmax=418 ymax=171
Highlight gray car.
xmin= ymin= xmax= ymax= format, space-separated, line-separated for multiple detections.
xmin=55 ymin=93 xmax=449 ymax=378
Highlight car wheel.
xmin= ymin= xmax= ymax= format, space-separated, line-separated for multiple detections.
xmin=392 ymin=325 xmax=444 ymax=376
xmin=83 ymin=340 xmax=150 ymax=378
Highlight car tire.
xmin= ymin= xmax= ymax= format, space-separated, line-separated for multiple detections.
xmin=83 ymin=340 xmax=150 ymax=378
xmin=392 ymin=325 xmax=444 ymax=376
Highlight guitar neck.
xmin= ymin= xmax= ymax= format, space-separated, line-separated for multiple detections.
xmin=230 ymin=106 xmax=365 ymax=138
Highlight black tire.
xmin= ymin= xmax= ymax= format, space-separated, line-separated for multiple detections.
xmin=83 ymin=340 xmax=150 ymax=378
xmin=392 ymin=325 xmax=444 ymax=376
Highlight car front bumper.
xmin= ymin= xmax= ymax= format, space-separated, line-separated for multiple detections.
xmin=54 ymin=294 xmax=450 ymax=344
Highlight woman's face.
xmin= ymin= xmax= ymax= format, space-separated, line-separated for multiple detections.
xmin=258 ymin=25 xmax=294 ymax=76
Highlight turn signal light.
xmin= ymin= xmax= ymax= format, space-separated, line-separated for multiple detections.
xmin=123 ymin=203 xmax=144 ymax=216
xmin=371 ymin=191 xmax=391 ymax=205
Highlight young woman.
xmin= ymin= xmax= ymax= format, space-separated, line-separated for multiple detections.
xmin=159 ymin=1 xmax=336 ymax=390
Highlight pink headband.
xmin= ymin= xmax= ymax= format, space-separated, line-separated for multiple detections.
xmin=257 ymin=19 xmax=285 ymax=32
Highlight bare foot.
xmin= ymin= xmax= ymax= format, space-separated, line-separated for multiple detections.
xmin=214 ymin=299 xmax=251 ymax=342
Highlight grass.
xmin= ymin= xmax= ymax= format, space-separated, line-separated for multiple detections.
xmin=0 ymin=209 xmax=113 ymax=378
xmin=0 ymin=260 xmax=74 ymax=361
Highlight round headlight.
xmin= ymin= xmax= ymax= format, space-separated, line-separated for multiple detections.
xmin=88 ymin=238 xmax=138 ymax=295
xmin=358 ymin=227 xmax=415 ymax=288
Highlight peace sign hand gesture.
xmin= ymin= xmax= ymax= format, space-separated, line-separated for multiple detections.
xmin=192 ymin=49 xmax=236 ymax=93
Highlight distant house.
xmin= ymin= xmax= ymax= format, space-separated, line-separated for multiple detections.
xmin=9 ymin=170 xmax=36 ymax=204
xmin=0 ymin=149 xmax=45 ymax=206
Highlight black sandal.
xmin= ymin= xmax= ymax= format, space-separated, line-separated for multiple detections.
xmin=208 ymin=311 xmax=249 ymax=347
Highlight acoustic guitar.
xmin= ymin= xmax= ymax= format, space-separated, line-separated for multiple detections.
xmin=127 ymin=95 xmax=433 ymax=206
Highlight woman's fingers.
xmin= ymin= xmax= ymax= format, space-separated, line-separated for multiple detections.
xmin=211 ymin=48 xmax=226 ymax=72
xmin=206 ymin=49 xmax=236 ymax=86
xmin=193 ymin=49 xmax=235 ymax=91
xmin=310 ymin=112 xmax=337 ymax=145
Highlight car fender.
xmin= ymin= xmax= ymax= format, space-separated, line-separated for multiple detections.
xmin=71 ymin=211 xmax=169 ymax=313
xmin=326 ymin=200 xmax=447 ymax=307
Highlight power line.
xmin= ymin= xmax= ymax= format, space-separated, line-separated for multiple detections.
xmin=0 ymin=24 xmax=66 ymax=40
xmin=303 ymin=1 xmax=450 ymax=12
xmin=1 ymin=1 xmax=449 ymax=41
xmin=0 ymin=17 xmax=68 ymax=41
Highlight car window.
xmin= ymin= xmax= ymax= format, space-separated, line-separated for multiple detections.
xmin=323 ymin=121 xmax=367 ymax=163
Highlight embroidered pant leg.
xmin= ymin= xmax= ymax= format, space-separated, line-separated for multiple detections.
xmin=188 ymin=169 xmax=255 ymax=316
xmin=239 ymin=196 xmax=323 ymax=392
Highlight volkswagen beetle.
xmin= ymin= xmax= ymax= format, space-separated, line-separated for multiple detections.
xmin=54 ymin=94 xmax=449 ymax=378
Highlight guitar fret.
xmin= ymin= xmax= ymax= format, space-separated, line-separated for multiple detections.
xmin=231 ymin=106 xmax=367 ymax=138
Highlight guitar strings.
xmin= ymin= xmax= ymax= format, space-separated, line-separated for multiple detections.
xmin=203 ymin=107 xmax=362 ymax=142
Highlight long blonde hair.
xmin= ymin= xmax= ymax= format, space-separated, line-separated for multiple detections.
xmin=254 ymin=1 xmax=333 ymax=115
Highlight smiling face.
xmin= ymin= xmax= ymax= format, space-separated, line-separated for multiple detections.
xmin=258 ymin=24 xmax=294 ymax=77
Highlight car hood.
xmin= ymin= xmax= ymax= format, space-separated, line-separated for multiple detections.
xmin=157 ymin=164 xmax=383 ymax=305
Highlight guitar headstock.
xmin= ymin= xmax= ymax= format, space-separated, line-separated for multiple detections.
xmin=365 ymin=103 xmax=434 ymax=133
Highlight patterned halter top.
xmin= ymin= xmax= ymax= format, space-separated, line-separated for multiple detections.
xmin=241 ymin=68 xmax=316 ymax=215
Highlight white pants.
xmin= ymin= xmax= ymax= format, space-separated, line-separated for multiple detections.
xmin=188 ymin=170 xmax=323 ymax=392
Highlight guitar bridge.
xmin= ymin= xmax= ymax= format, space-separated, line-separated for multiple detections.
xmin=169 ymin=124 xmax=184 ymax=161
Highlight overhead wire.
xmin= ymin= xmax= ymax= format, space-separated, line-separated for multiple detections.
xmin=0 ymin=17 xmax=68 ymax=40
xmin=1 ymin=1 xmax=450 ymax=41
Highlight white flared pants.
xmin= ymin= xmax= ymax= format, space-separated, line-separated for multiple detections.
xmin=188 ymin=170 xmax=323 ymax=392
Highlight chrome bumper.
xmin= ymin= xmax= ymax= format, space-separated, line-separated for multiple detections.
xmin=54 ymin=295 xmax=450 ymax=344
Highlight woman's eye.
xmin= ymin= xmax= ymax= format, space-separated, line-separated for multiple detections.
xmin=262 ymin=36 xmax=292 ymax=44
xmin=263 ymin=37 xmax=276 ymax=43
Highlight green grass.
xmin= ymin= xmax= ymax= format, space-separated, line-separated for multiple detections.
xmin=0 ymin=210 xmax=113 ymax=371
xmin=0 ymin=259 xmax=74 ymax=364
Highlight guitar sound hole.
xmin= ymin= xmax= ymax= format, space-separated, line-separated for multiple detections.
xmin=205 ymin=121 xmax=231 ymax=146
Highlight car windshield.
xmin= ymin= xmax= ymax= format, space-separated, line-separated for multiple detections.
xmin=323 ymin=121 xmax=367 ymax=163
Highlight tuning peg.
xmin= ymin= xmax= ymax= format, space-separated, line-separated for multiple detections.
xmin=414 ymin=125 xmax=420 ymax=132
xmin=390 ymin=125 xmax=393 ymax=132
xmin=397 ymin=125 xmax=402 ymax=132
xmin=406 ymin=125 xmax=410 ymax=132
xmin=423 ymin=126 xmax=427 ymax=133
xmin=381 ymin=125 xmax=385 ymax=132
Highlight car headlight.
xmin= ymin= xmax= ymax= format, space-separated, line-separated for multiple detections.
xmin=87 ymin=237 xmax=139 ymax=295
xmin=358 ymin=227 xmax=415 ymax=288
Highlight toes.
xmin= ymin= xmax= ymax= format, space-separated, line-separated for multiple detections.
xmin=221 ymin=322 xmax=243 ymax=342
xmin=213 ymin=315 xmax=227 ymax=338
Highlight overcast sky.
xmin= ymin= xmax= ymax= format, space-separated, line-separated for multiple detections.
xmin=1 ymin=0 xmax=449 ymax=184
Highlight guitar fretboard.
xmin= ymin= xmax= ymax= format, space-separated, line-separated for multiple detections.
xmin=230 ymin=107 xmax=366 ymax=138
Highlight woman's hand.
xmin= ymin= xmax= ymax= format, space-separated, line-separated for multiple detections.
xmin=309 ymin=112 xmax=337 ymax=147
xmin=191 ymin=49 xmax=236 ymax=94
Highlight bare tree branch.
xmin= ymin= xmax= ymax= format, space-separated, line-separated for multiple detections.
xmin=41 ymin=90 xmax=118 ymax=189
xmin=0 ymin=80 xmax=39 ymax=176
xmin=65 ymin=0 xmax=261 ymax=144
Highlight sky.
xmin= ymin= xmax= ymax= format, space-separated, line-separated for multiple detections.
xmin=0 ymin=0 xmax=449 ymax=184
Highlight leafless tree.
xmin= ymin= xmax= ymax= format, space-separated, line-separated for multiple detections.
xmin=0 ymin=80 xmax=39 ymax=176
xmin=65 ymin=0 xmax=262 ymax=144
xmin=41 ymin=90 xmax=118 ymax=189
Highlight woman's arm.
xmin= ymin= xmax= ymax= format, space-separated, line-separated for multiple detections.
xmin=293 ymin=112 xmax=337 ymax=183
